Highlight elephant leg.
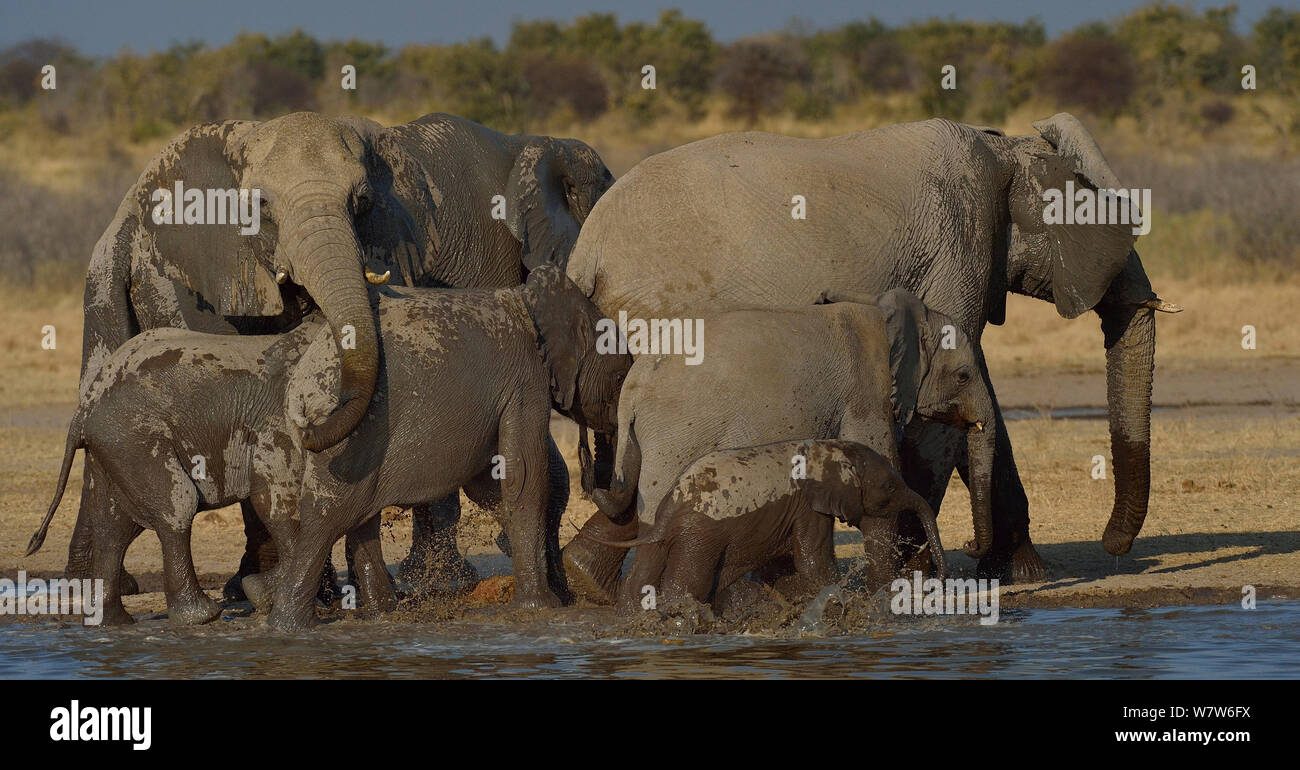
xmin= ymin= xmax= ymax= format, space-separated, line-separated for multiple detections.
xmin=66 ymin=454 xmax=139 ymax=597
xmin=86 ymin=466 xmax=141 ymax=627
xmin=157 ymin=521 xmax=222 ymax=625
xmin=782 ymin=513 xmax=837 ymax=601
xmin=266 ymin=516 xmax=339 ymax=632
xmin=227 ymin=499 xmax=339 ymax=605
xmin=662 ymin=534 xmax=719 ymax=606
xmin=239 ymin=487 xmax=299 ymax=612
xmin=397 ymin=495 xmax=478 ymax=591
xmin=614 ymin=540 xmax=656 ymax=614
xmin=223 ymin=499 xmax=278 ymax=601
xmin=563 ymin=512 xmax=637 ymax=605
xmin=344 ymin=516 xmax=397 ymax=612
xmin=499 ymin=408 xmax=562 ymax=610
xmin=543 ymin=435 xmax=570 ymax=601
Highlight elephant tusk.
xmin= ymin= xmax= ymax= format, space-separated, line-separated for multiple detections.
xmin=1141 ymin=297 xmax=1183 ymax=313
xmin=365 ymin=269 xmax=391 ymax=286
xmin=275 ymin=269 xmax=288 ymax=285
xmin=973 ymin=421 xmax=985 ymax=432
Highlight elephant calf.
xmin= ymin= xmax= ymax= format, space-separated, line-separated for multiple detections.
xmin=596 ymin=439 xmax=946 ymax=613
xmin=571 ymin=288 xmax=995 ymax=601
xmin=29 ymin=265 xmax=631 ymax=629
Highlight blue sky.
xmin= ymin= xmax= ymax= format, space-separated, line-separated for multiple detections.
xmin=0 ymin=0 xmax=1282 ymax=55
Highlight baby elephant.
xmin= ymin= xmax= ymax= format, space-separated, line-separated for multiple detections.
xmin=597 ymin=439 xmax=947 ymax=613
xmin=28 ymin=265 xmax=631 ymax=628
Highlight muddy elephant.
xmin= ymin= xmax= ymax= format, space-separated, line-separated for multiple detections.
xmin=69 ymin=111 xmax=614 ymax=598
xmin=30 ymin=266 xmax=631 ymax=627
xmin=596 ymin=439 xmax=946 ymax=612
xmin=574 ymin=288 xmax=992 ymax=602
xmin=565 ymin=112 xmax=1182 ymax=586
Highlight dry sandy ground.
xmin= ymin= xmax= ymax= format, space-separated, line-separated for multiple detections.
xmin=1 ymin=286 xmax=1296 ymax=614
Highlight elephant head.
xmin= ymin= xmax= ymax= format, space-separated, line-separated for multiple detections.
xmin=505 ymin=137 xmax=615 ymax=270
xmin=995 ymin=112 xmax=1181 ymax=555
xmin=522 ymin=264 xmax=632 ymax=431
xmin=120 ymin=112 xmax=428 ymax=452
xmin=804 ymin=441 xmax=948 ymax=582
xmin=878 ymin=289 xmax=996 ymax=559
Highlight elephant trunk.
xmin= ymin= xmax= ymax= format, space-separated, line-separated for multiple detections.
xmin=1100 ymin=303 xmax=1155 ymax=555
xmin=283 ymin=201 xmax=379 ymax=452
xmin=963 ymin=397 xmax=997 ymax=559
xmin=901 ymin=488 xmax=947 ymax=582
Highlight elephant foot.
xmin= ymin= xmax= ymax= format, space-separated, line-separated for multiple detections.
xmin=561 ymin=547 xmax=619 ymax=605
xmin=977 ymin=537 xmax=1047 ymax=584
xmin=1010 ymin=539 xmax=1048 ymax=583
xmin=266 ymin=602 xmax=319 ymax=632
xmin=167 ymin=594 xmax=223 ymax=626
xmin=560 ymin=518 xmax=634 ymax=605
xmin=510 ymin=586 xmax=563 ymax=611
xmin=241 ymin=574 xmax=274 ymax=611
xmin=92 ymin=602 xmax=135 ymax=627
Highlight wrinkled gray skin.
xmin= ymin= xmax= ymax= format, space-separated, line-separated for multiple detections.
xmin=578 ymin=289 xmax=993 ymax=603
xmin=595 ymin=439 xmax=946 ymax=613
xmin=566 ymin=112 xmax=1181 ymax=586
xmin=29 ymin=322 xmax=323 ymax=626
xmin=70 ymin=111 xmax=614 ymax=598
xmin=258 ymin=267 xmax=630 ymax=631
xmin=32 ymin=266 xmax=630 ymax=628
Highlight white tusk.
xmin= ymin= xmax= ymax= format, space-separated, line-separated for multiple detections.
xmin=1141 ymin=297 xmax=1183 ymax=313
xmin=365 ymin=269 xmax=391 ymax=286
xmin=973 ymin=421 xmax=985 ymax=432
xmin=275 ymin=269 xmax=288 ymax=285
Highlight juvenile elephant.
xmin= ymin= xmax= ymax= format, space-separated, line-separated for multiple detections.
xmin=577 ymin=289 xmax=994 ymax=602
xmin=596 ymin=439 xmax=947 ymax=612
xmin=30 ymin=266 xmax=631 ymax=627
xmin=566 ymin=112 xmax=1183 ymax=583
xmin=71 ymin=110 xmax=614 ymax=597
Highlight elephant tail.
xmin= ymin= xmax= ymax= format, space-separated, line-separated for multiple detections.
xmin=588 ymin=486 xmax=675 ymax=549
xmin=27 ymin=409 xmax=86 ymax=556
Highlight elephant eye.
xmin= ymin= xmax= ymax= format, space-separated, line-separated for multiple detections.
xmin=956 ymin=369 xmax=971 ymax=384
xmin=355 ymin=191 xmax=373 ymax=216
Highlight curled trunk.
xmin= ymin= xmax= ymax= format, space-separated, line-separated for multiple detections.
xmin=899 ymin=488 xmax=947 ymax=581
xmin=284 ymin=207 xmax=379 ymax=452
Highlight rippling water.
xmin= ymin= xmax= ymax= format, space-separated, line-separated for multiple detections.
xmin=1 ymin=601 xmax=1296 ymax=679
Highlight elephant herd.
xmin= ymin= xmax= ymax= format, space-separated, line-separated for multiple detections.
xmin=27 ymin=109 xmax=1180 ymax=631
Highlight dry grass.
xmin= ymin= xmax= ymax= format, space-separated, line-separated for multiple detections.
xmin=983 ymin=279 xmax=1300 ymax=378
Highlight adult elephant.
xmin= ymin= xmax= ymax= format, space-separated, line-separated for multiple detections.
xmin=70 ymin=111 xmax=614 ymax=597
xmin=562 ymin=112 xmax=1180 ymax=592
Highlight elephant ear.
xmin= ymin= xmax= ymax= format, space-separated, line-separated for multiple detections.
xmin=362 ymin=127 xmax=439 ymax=287
xmin=803 ymin=454 xmax=867 ymax=525
xmin=505 ymin=138 xmax=582 ymax=271
xmin=1007 ymin=113 xmax=1139 ymax=320
xmin=523 ymin=264 xmax=587 ymax=411
xmin=876 ymin=289 xmax=929 ymax=426
xmin=131 ymin=120 xmax=284 ymax=319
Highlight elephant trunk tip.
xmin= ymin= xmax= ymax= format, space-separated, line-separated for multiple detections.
xmin=1102 ymin=519 xmax=1137 ymax=556
xmin=301 ymin=393 xmax=366 ymax=452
